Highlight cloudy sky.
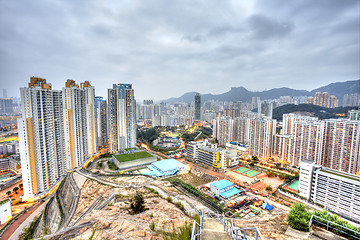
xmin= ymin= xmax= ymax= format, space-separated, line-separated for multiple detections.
xmin=0 ymin=0 xmax=359 ymax=101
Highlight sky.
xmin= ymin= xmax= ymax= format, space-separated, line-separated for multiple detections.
xmin=0 ymin=0 xmax=359 ymax=101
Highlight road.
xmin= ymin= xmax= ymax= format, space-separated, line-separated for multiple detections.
xmin=1 ymin=200 xmax=45 ymax=240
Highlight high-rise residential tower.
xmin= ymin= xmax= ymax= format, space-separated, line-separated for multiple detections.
xmin=95 ymin=96 xmax=108 ymax=147
xmin=63 ymin=80 xmax=97 ymax=169
xmin=108 ymin=84 xmax=136 ymax=152
xmin=321 ymin=118 xmax=360 ymax=175
xmin=195 ymin=93 xmax=201 ymax=120
xmin=18 ymin=77 xmax=66 ymax=199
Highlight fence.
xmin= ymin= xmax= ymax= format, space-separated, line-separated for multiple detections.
xmin=309 ymin=215 xmax=360 ymax=240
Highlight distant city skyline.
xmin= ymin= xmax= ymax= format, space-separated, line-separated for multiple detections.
xmin=0 ymin=0 xmax=359 ymax=100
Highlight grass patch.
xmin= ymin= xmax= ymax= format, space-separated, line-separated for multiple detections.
xmin=158 ymin=222 xmax=192 ymax=240
xmin=107 ymin=161 xmax=119 ymax=170
xmin=114 ymin=151 xmax=153 ymax=162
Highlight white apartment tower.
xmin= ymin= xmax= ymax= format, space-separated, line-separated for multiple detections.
xmin=213 ymin=117 xmax=234 ymax=147
xmin=322 ymin=119 xmax=360 ymax=175
xmin=108 ymin=84 xmax=136 ymax=152
xmin=18 ymin=77 xmax=66 ymax=199
xmin=247 ymin=117 xmax=276 ymax=160
xmin=63 ymin=80 xmax=97 ymax=169
xmin=288 ymin=119 xmax=324 ymax=166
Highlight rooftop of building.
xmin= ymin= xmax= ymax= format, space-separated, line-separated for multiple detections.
xmin=210 ymin=179 xmax=233 ymax=190
xmin=318 ymin=167 xmax=360 ymax=183
xmin=151 ymin=159 xmax=185 ymax=172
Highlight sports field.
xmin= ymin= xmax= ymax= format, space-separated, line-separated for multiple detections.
xmin=283 ymin=180 xmax=299 ymax=193
xmin=231 ymin=166 xmax=262 ymax=178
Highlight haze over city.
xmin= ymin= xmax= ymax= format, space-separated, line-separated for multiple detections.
xmin=0 ymin=1 xmax=359 ymax=240
xmin=0 ymin=0 xmax=359 ymax=100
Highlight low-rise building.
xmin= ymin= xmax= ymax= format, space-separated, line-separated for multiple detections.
xmin=299 ymin=161 xmax=360 ymax=222
xmin=144 ymin=159 xmax=187 ymax=177
xmin=0 ymin=198 xmax=12 ymax=224
xmin=210 ymin=179 xmax=241 ymax=199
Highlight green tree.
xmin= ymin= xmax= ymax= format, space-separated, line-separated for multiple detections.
xmin=287 ymin=203 xmax=311 ymax=231
xmin=265 ymin=186 xmax=272 ymax=192
xmin=6 ymin=191 xmax=11 ymax=196
xmin=19 ymin=184 xmax=23 ymax=189
xmin=130 ymin=193 xmax=148 ymax=214
xmin=13 ymin=187 xmax=19 ymax=193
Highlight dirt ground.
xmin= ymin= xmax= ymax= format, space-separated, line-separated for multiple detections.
xmin=259 ymin=175 xmax=284 ymax=188
xmin=168 ymin=172 xmax=208 ymax=186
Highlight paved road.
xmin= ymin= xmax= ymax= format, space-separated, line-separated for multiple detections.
xmin=7 ymin=199 xmax=48 ymax=240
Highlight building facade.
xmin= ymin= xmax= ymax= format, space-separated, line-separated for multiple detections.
xmin=195 ymin=93 xmax=201 ymax=120
xmin=95 ymin=96 xmax=108 ymax=147
xmin=18 ymin=77 xmax=65 ymax=199
xmin=108 ymin=84 xmax=136 ymax=152
xmin=299 ymin=161 xmax=360 ymax=222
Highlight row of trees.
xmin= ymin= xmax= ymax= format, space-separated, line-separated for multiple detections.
xmin=6 ymin=183 xmax=23 ymax=197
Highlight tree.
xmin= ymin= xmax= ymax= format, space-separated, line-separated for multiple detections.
xmin=13 ymin=187 xmax=19 ymax=193
xmin=6 ymin=191 xmax=11 ymax=196
xmin=287 ymin=203 xmax=311 ymax=231
xmin=19 ymin=184 xmax=23 ymax=189
xmin=265 ymin=186 xmax=273 ymax=192
xmin=130 ymin=193 xmax=148 ymax=214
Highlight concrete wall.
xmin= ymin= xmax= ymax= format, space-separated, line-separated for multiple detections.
xmin=46 ymin=197 xmax=62 ymax=234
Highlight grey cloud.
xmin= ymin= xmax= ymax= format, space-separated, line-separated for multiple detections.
xmin=248 ymin=14 xmax=294 ymax=40
xmin=0 ymin=0 xmax=358 ymax=100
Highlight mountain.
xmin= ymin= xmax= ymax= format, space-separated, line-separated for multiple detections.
xmin=310 ymin=79 xmax=360 ymax=100
xmin=272 ymin=104 xmax=357 ymax=121
xmin=162 ymin=79 xmax=359 ymax=103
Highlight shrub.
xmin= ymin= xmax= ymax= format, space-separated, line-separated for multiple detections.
xmin=150 ymin=222 xmax=155 ymax=231
xmin=166 ymin=196 xmax=173 ymax=203
xmin=287 ymin=203 xmax=311 ymax=231
xmin=175 ymin=202 xmax=184 ymax=211
xmin=130 ymin=193 xmax=148 ymax=214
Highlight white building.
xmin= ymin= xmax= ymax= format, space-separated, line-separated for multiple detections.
xmin=63 ymin=80 xmax=97 ymax=169
xmin=299 ymin=161 xmax=360 ymax=222
xmin=18 ymin=77 xmax=65 ymax=199
xmin=0 ymin=199 xmax=11 ymax=224
xmin=298 ymin=160 xmax=316 ymax=199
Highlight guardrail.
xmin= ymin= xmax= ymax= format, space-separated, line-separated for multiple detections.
xmin=309 ymin=215 xmax=360 ymax=240
xmin=208 ymin=210 xmax=264 ymax=240
xmin=190 ymin=208 xmax=204 ymax=240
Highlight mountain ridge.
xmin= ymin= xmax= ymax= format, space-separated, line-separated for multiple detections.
xmin=161 ymin=79 xmax=360 ymax=103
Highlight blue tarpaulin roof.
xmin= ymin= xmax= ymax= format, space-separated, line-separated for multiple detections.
xmin=211 ymin=179 xmax=233 ymax=190
xmin=261 ymin=202 xmax=274 ymax=211
xmin=220 ymin=187 xmax=241 ymax=198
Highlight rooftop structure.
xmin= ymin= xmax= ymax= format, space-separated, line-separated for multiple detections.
xmin=210 ymin=179 xmax=241 ymax=199
xmin=144 ymin=159 xmax=186 ymax=177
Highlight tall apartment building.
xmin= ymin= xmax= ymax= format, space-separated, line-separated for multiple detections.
xmin=287 ymin=119 xmax=325 ymax=166
xmin=63 ymin=80 xmax=97 ymax=169
xmin=233 ymin=117 xmax=250 ymax=144
xmin=95 ymin=96 xmax=108 ymax=147
xmin=195 ymin=93 xmax=201 ymax=120
xmin=108 ymin=84 xmax=136 ymax=152
xmin=343 ymin=93 xmax=360 ymax=107
xmin=18 ymin=77 xmax=66 ymax=199
xmin=213 ymin=117 xmax=233 ymax=146
xmin=298 ymin=162 xmax=360 ymax=222
xmin=307 ymin=92 xmax=338 ymax=108
xmin=0 ymin=98 xmax=13 ymax=115
xmin=247 ymin=117 xmax=276 ymax=159
xmin=321 ymin=118 xmax=360 ymax=175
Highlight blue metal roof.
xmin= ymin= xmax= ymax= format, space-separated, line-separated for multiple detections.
xmin=210 ymin=179 xmax=233 ymax=190
xmin=220 ymin=187 xmax=241 ymax=198
xmin=151 ymin=159 xmax=185 ymax=172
